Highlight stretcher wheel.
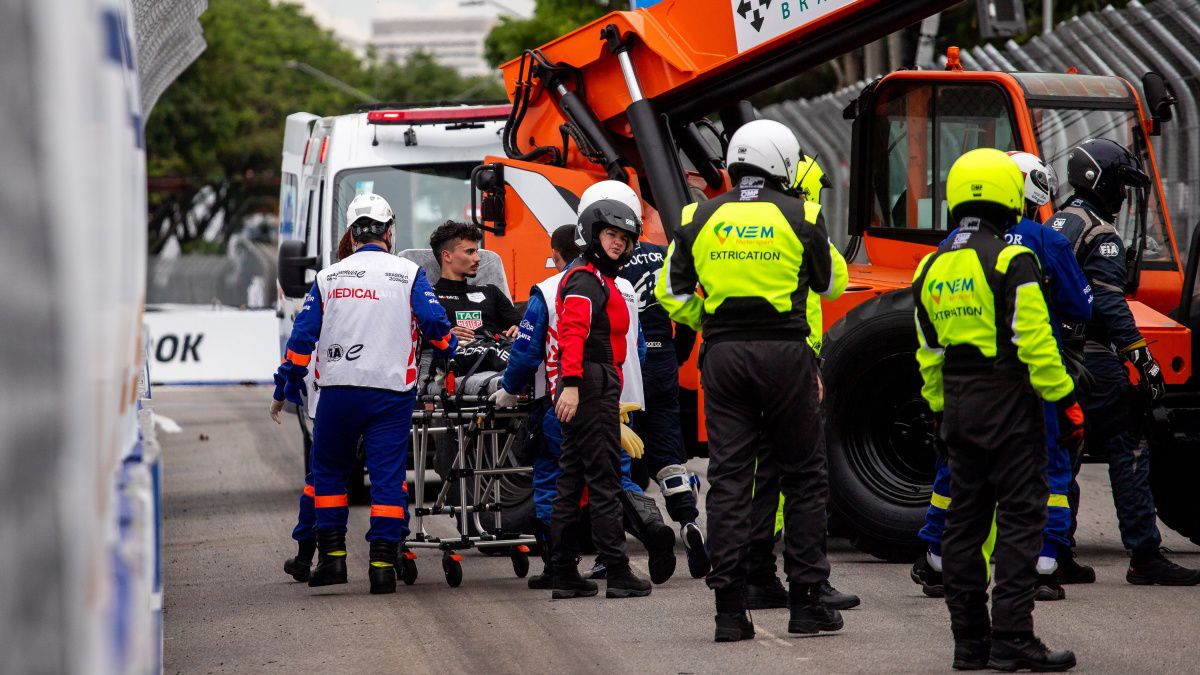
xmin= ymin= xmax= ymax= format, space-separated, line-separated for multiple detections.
xmin=400 ymin=553 xmax=418 ymax=586
xmin=442 ymin=553 xmax=463 ymax=588
xmin=511 ymin=548 xmax=530 ymax=578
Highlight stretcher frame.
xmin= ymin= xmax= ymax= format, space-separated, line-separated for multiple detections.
xmin=407 ymin=393 xmax=537 ymax=586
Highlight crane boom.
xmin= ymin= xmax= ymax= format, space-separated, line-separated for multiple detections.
xmin=497 ymin=0 xmax=958 ymax=232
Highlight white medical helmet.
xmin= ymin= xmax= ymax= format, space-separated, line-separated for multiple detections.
xmin=345 ymin=192 xmax=394 ymax=226
xmin=725 ymin=119 xmax=802 ymax=186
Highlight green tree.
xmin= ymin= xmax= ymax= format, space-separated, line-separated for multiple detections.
xmin=365 ymin=51 xmax=505 ymax=104
xmin=484 ymin=0 xmax=625 ymax=69
xmin=146 ymin=0 xmax=503 ymax=253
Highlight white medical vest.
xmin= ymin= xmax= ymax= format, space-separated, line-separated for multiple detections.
xmin=313 ymin=250 xmax=422 ymax=393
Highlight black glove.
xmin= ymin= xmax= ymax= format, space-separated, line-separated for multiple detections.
xmin=1124 ymin=344 xmax=1166 ymax=401
xmin=1055 ymin=394 xmax=1086 ymax=457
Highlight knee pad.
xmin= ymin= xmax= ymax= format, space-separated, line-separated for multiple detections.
xmin=656 ymin=464 xmax=698 ymax=499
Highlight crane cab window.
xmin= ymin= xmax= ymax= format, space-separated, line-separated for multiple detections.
xmin=868 ymin=82 xmax=1018 ymax=234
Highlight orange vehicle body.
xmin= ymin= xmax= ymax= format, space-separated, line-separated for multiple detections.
xmin=478 ymin=0 xmax=1191 ymax=383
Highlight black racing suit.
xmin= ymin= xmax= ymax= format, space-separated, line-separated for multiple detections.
xmin=1047 ymin=196 xmax=1161 ymax=553
xmin=432 ymin=277 xmax=521 ymax=339
xmin=618 ymin=241 xmax=699 ymax=524
xmin=549 ymin=261 xmax=633 ymax=570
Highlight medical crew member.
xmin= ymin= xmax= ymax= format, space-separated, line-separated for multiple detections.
xmin=743 ymin=155 xmax=857 ymax=612
xmin=1048 ymin=138 xmax=1200 ymax=587
xmin=911 ymin=152 xmax=1092 ymax=602
xmin=658 ymin=120 xmax=845 ymax=643
xmin=549 ymin=200 xmax=654 ymax=600
xmin=493 ymin=224 xmax=675 ymax=588
xmin=270 ymin=193 xmax=457 ymax=595
xmin=913 ymin=149 xmax=1079 ymax=671
xmin=279 ymin=230 xmax=359 ymax=583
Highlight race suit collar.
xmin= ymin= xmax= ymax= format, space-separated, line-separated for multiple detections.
xmin=1067 ymin=194 xmax=1107 ymax=221
xmin=435 ymin=277 xmax=470 ymax=292
xmin=355 ymin=244 xmax=387 ymax=254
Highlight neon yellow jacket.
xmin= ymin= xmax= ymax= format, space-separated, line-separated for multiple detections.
xmin=807 ymin=240 xmax=848 ymax=353
xmin=912 ymin=222 xmax=1074 ymax=412
xmin=656 ymin=176 xmax=837 ymax=343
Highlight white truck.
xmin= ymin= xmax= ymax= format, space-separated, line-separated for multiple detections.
xmin=274 ymin=103 xmax=512 ymax=504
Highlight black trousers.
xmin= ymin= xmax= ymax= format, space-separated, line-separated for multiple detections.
xmin=549 ymin=362 xmax=628 ymax=568
xmin=1068 ymin=349 xmax=1161 ymax=552
xmin=746 ymin=438 xmax=783 ymax=582
xmin=702 ymin=340 xmax=830 ymax=591
xmin=941 ymin=373 xmax=1047 ymax=638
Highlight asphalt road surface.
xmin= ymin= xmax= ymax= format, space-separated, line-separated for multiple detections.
xmin=160 ymin=386 xmax=1200 ymax=674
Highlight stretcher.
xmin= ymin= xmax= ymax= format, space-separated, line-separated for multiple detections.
xmin=405 ymin=367 xmax=537 ymax=588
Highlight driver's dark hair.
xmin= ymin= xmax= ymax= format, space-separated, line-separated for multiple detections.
xmin=430 ymin=220 xmax=483 ymax=261
xmin=551 ymin=224 xmax=581 ymax=261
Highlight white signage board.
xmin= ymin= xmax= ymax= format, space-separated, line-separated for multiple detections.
xmin=731 ymin=0 xmax=861 ymax=53
xmin=144 ymin=308 xmax=278 ymax=384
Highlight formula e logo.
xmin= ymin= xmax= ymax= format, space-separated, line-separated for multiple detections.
xmin=1099 ymin=242 xmax=1120 ymax=258
xmin=928 ymin=277 xmax=975 ymax=304
xmin=326 ymin=343 xmax=364 ymax=361
xmin=714 ymin=222 xmax=775 ymax=245
xmin=326 ymin=269 xmax=367 ymax=280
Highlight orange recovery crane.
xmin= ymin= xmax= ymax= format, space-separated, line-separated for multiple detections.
xmin=469 ymin=0 xmax=1200 ymax=559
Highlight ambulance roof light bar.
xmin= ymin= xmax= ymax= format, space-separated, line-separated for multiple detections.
xmin=366 ymin=105 xmax=511 ymax=125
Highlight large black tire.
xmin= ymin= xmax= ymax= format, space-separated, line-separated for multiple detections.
xmin=1150 ymin=430 xmax=1200 ymax=546
xmin=822 ymin=291 xmax=936 ymax=562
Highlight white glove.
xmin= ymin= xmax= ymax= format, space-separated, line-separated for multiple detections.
xmin=489 ymin=387 xmax=521 ymax=408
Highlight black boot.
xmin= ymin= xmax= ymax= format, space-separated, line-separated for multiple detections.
xmin=527 ymin=521 xmax=554 ymax=590
xmin=818 ymin=580 xmax=861 ymax=610
xmin=1127 ymin=548 xmax=1200 ymax=586
xmin=988 ymin=633 xmax=1076 ymax=672
xmin=284 ymin=539 xmax=316 ymax=582
xmin=910 ymin=553 xmax=945 ymax=597
xmin=621 ymin=490 xmax=677 ymax=584
xmin=308 ymin=531 xmax=348 ymax=587
xmin=952 ymin=637 xmax=990 ymax=671
xmin=714 ymin=588 xmax=755 ymax=643
xmin=606 ymin=563 xmax=652 ymax=598
xmin=743 ymin=539 xmax=783 ymax=608
xmin=681 ymin=522 xmax=711 ymax=579
xmin=787 ymin=582 xmax=844 ymax=634
xmin=745 ymin=575 xmax=788 ymax=610
xmin=368 ymin=541 xmax=399 ymax=595
xmin=551 ymin=560 xmax=598 ymax=599
xmin=1035 ymin=571 xmax=1065 ymax=601
xmin=1056 ymin=549 xmax=1095 ymax=585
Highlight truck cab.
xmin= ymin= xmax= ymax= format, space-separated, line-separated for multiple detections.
xmin=819 ymin=67 xmax=1194 ymax=559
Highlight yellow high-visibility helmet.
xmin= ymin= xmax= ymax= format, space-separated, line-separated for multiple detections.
xmin=793 ymin=155 xmax=831 ymax=206
xmin=945 ymin=148 xmax=1025 ymax=216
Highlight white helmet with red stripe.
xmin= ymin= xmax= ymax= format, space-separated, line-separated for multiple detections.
xmin=1006 ymin=151 xmax=1058 ymax=210
xmin=575 ymin=180 xmax=642 ymax=247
